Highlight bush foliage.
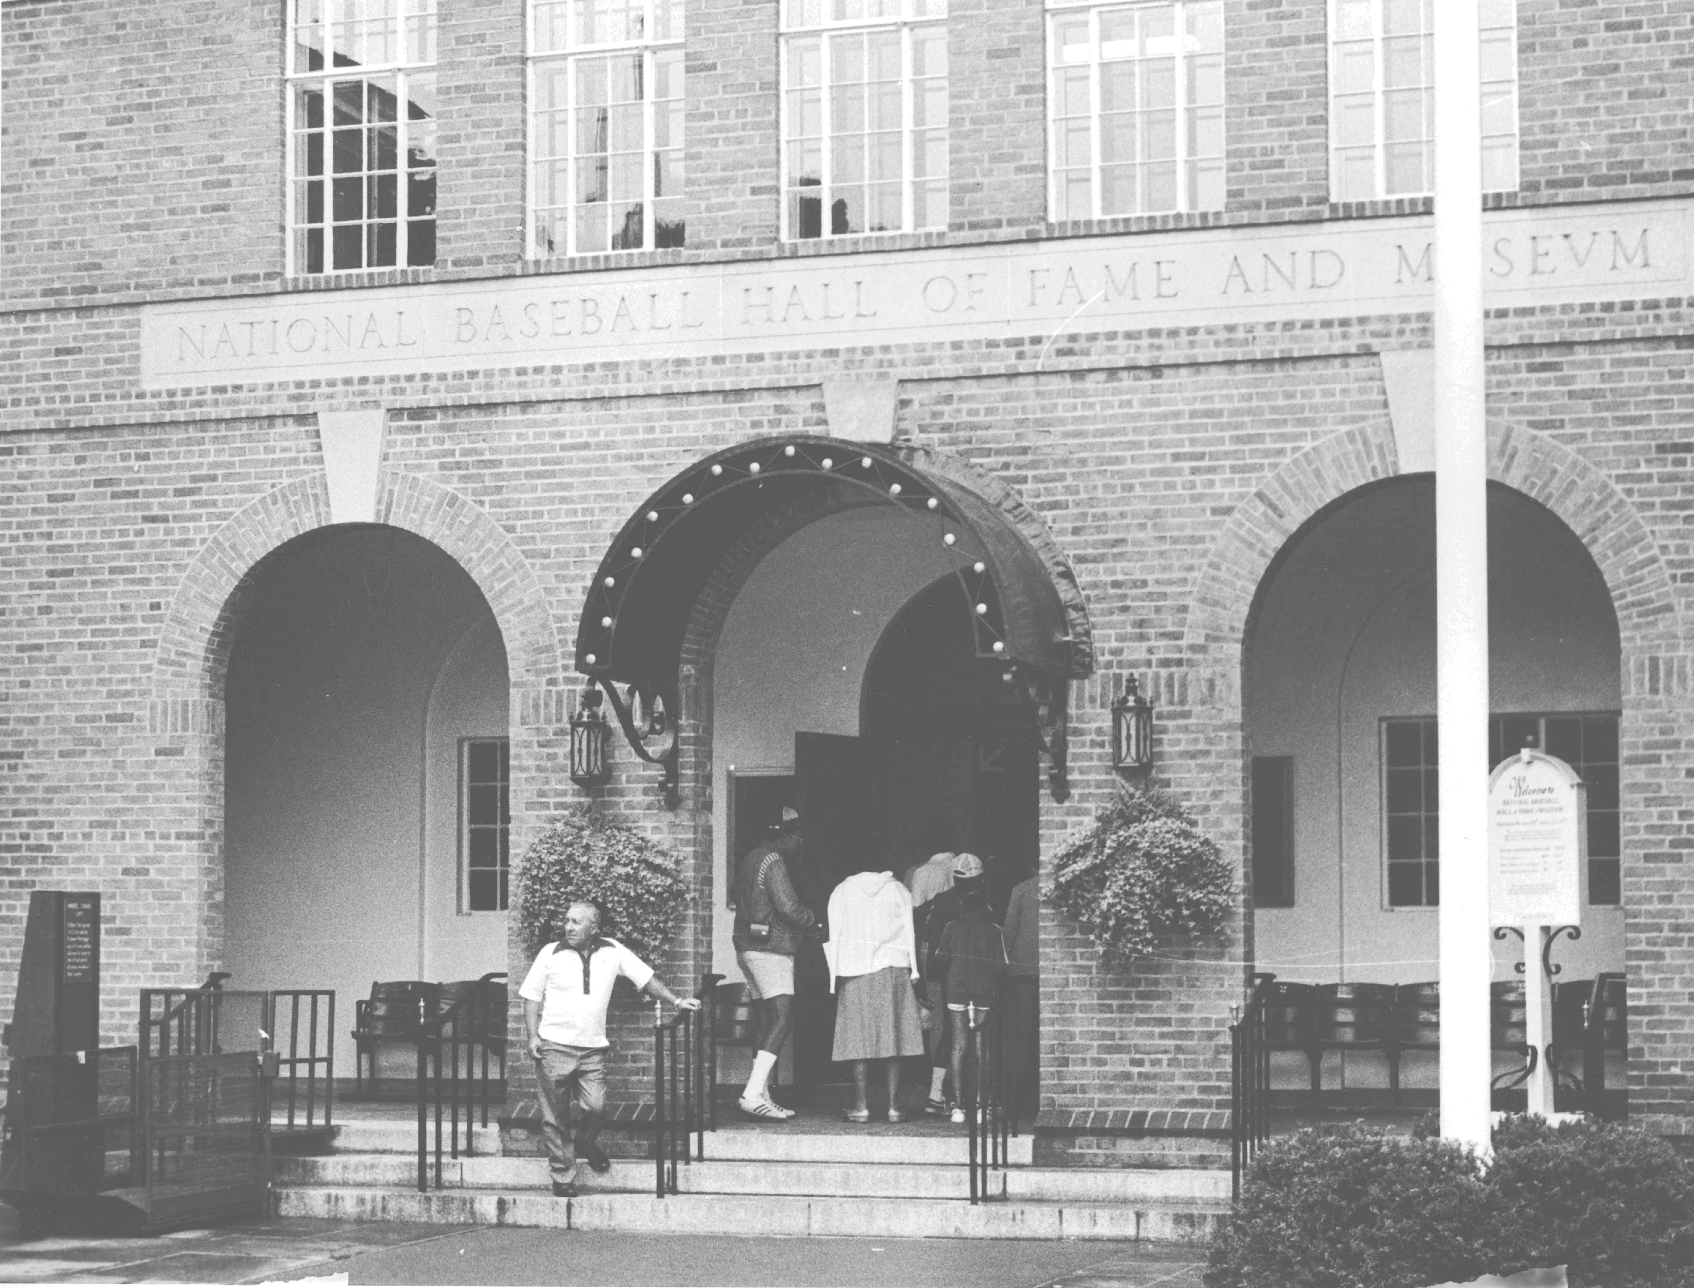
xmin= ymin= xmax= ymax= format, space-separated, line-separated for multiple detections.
xmin=513 ymin=807 xmax=691 ymax=961
xmin=1206 ymin=1117 xmax=1694 ymax=1288
xmin=1046 ymin=786 xmax=1232 ymax=967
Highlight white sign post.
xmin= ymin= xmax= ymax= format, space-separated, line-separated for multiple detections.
xmin=1488 ymin=749 xmax=1587 ymax=1116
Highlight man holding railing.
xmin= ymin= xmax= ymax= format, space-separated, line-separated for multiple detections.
xmin=521 ymin=900 xmax=700 ymax=1198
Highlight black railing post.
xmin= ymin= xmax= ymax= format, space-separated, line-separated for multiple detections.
xmin=653 ymin=999 xmax=666 ymax=1199
xmin=415 ymin=998 xmax=428 ymax=1194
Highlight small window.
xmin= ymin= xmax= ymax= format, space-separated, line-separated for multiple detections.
xmin=1046 ymin=0 xmax=1224 ymax=221
xmin=1251 ymin=757 xmax=1294 ymax=908
xmin=530 ymin=0 xmax=686 ymax=256
xmin=1328 ymin=0 xmax=1517 ymax=202
xmin=1383 ymin=717 xmax=1439 ymax=907
xmin=287 ymin=0 xmax=439 ymax=273
xmin=780 ymin=0 xmax=948 ymax=240
xmin=460 ymin=738 xmax=511 ymax=912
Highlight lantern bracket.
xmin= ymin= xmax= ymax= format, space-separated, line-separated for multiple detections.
xmin=592 ymin=676 xmax=680 ymax=806
xmin=1017 ymin=669 xmax=1070 ymax=803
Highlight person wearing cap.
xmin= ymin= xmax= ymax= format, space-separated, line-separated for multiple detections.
xmin=916 ymin=851 xmax=986 ymax=1115
xmin=731 ymin=804 xmax=817 ymax=1119
xmin=904 ymin=847 xmax=955 ymax=1095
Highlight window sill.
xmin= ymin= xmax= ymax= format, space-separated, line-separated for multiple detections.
xmin=285 ymin=266 xmax=441 ymax=292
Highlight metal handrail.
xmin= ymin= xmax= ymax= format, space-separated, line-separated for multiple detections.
xmin=271 ymin=990 xmax=335 ymax=1135
xmin=413 ymin=973 xmax=507 ymax=1193
xmin=964 ymin=1003 xmax=1011 ymax=1204
xmin=653 ymin=975 xmax=713 ymax=1199
xmin=1230 ymin=971 xmax=1276 ymax=1202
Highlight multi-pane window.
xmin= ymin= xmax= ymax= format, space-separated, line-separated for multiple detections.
xmin=1383 ymin=718 xmax=1440 ymax=908
xmin=288 ymin=0 xmax=438 ymax=274
xmin=1329 ymin=0 xmax=1517 ymax=202
xmin=461 ymin=738 xmax=511 ymax=913
xmin=1046 ymin=0 xmax=1223 ymax=222
xmin=1492 ymin=715 xmax=1621 ymax=907
xmin=530 ymin=0 xmax=685 ymax=256
xmin=780 ymin=0 xmax=948 ymax=241
xmin=1383 ymin=713 xmax=1622 ymax=909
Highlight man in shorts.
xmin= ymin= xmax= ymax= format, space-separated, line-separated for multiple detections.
xmin=520 ymin=900 xmax=700 ymax=1196
xmin=731 ymin=805 xmax=817 ymax=1119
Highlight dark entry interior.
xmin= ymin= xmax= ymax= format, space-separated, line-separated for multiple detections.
xmin=790 ymin=576 xmax=1040 ymax=1093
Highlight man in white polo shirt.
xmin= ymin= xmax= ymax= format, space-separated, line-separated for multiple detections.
xmin=520 ymin=899 xmax=700 ymax=1197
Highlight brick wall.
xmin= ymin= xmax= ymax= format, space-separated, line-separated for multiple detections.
xmin=0 ymin=0 xmax=284 ymax=307
xmin=5 ymin=0 xmax=1694 ymax=1142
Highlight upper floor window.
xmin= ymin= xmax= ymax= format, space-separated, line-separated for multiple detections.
xmin=1329 ymin=0 xmax=1517 ymax=203
xmin=1046 ymin=0 xmax=1223 ymax=222
xmin=530 ymin=0 xmax=685 ymax=256
xmin=1382 ymin=712 xmax=1621 ymax=910
xmin=287 ymin=0 xmax=438 ymax=274
xmin=780 ymin=0 xmax=948 ymax=241
xmin=461 ymin=738 xmax=511 ymax=913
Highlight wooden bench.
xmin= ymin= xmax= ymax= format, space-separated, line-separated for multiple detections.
xmin=351 ymin=980 xmax=438 ymax=1094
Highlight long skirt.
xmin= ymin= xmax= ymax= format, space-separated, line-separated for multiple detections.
xmin=832 ymin=965 xmax=926 ymax=1061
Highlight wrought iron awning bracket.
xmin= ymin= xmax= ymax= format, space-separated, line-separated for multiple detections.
xmin=591 ymin=676 xmax=680 ymax=806
xmin=1021 ymin=669 xmax=1070 ymax=803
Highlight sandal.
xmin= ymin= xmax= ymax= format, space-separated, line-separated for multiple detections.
xmin=841 ymin=1107 xmax=871 ymax=1123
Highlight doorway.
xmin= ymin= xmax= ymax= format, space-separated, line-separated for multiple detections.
xmin=788 ymin=575 xmax=1040 ymax=1094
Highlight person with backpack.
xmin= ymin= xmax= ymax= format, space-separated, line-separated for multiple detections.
xmin=731 ymin=805 xmax=817 ymax=1119
xmin=928 ymin=857 xmax=1009 ymax=1125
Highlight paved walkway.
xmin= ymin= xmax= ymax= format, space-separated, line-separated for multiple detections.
xmin=0 ymin=1209 xmax=1207 ymax=1286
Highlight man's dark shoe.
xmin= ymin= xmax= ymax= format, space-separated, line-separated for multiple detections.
xmin=551 ymin=1181 xmax=577 ymax=1198
xmin=579 ymin=1142 xmax=612 ymax=1174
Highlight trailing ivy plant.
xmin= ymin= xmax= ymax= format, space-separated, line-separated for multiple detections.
xmin=1046 ymin=785 xmax=1233 ymax=968
xmin=513 ymin=807 xmax=692 ymax=962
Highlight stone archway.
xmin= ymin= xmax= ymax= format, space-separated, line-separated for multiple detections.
xmin=1190 ymin=416 xmax=1691 ymax=1133
xmin=146 ymin=469 xmax=563 ymax=979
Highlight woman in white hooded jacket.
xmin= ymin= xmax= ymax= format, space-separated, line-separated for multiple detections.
xmin=823 ymin=864 xmax=925 ymax=1122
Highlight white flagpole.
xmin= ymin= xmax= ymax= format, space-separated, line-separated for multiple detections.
xmin=1434 ymin=0 xmax=1492 ymax=1153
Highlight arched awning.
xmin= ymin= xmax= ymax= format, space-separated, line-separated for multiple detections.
xmin=574 ymin=436 xmax=1080 ymax=698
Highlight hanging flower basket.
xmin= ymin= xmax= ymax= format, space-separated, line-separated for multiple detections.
xmin=1046 ymin=784 xmax=1232 ymax=968
xmin=513 ymin=806 xmax=692 ymax=962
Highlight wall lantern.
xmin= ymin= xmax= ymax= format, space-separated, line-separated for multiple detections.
xmin=1111 ymin=676 xmax=1154 ymax=774
xmin=570 ymin=686 xmax=612 ymax=787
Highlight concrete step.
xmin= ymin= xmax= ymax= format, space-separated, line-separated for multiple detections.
xmin=322 ymin=1118 xmax=1032 ymax=1166
xmin=278 ymin=1153 xmax=1228 ymax=1204
xmin=274 ymin=1184 xmax=1227 ymax=1243
xmin=320 ymin=1118 xmax=500 ymax=1155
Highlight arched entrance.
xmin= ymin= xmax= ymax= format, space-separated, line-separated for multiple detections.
xmin=1243 ymin=477 xmax=1622 ymax=1097
xmin=223 ymin=524 xmax=511 ymax=1081
xmin=577 ymin=435 xmax=1087 ymax=1107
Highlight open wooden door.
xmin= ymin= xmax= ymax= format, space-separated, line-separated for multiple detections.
xmin=792 ymin=731 xmax=873 ymax=1094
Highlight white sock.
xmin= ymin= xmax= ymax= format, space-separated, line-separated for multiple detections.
xmin=744 ymin=1049 xmax=778 ymax=1100
xmin=929 ymin=1066 xmax=947 ymax=1100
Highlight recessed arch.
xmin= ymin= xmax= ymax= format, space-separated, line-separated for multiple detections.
xmin=1188 ymin=420 xmax=1681 ymax=662
xmin=151 ymin=471 xmax=562 ymax=706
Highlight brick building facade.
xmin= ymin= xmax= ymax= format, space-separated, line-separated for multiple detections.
xmin=4 ymin=0 xmax=1693 ymax=1161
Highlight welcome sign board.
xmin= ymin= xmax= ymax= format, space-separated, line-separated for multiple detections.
xmin=1488 ymin=749 xmax=1586 ymax=929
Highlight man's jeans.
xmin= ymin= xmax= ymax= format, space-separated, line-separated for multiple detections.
xmin=533 ymin=1041 xmax=608 ymax=1185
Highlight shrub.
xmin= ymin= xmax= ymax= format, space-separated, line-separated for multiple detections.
xmin=1204 ymin=1125 xmax=1503 ymax=1288
xmin=1207 ymin=1118 xmax=1694 ymax=1288
xmin=1046 ymin=786 xmax=1232 ymax=967
xmin=1484 ymin=1115 xmax=1694 ymax=1287
xmin=513 ymin=807 xmax=691 ymax=962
